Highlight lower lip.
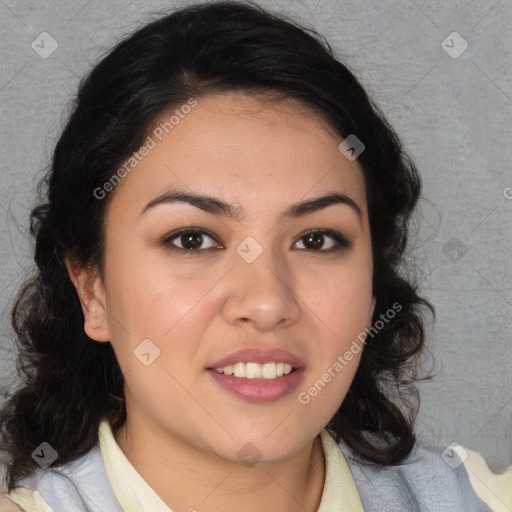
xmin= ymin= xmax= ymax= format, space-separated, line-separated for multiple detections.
xmin=207 ymin=368 xmax=305 ymax=403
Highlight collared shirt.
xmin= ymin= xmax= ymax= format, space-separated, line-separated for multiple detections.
xmin=5 ymin=419 xmax=364 ymax=512
xmin=462 ymin=448 xmax=512 ymax=512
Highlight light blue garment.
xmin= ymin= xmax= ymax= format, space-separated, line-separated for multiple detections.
xmin=9 ymin=438 xmax=492 ymax=512
xmin=340 ymin=438 xmax=493 ymax=512
xmin=9 ymin=444 xmax=122 ymax=512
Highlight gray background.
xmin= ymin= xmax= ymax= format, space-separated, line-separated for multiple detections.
xmin=0 ymin=0 xmax=510 ymax=477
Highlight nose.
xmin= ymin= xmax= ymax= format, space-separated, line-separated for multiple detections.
xmin=221 ymin=242 xmax=301 ymax=332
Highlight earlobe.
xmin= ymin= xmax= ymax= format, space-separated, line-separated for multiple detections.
xmin=65 ymin=256 xmax=111 ymax=342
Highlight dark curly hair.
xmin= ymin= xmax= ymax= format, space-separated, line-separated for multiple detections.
xmin=0 ymin=0 xmax=434 ymax=491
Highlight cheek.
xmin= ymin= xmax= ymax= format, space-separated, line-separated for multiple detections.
xmin=299 ymin=254 xmax=373 ymax=393
xmin=305 ymin=260 xmax=373 ymax=333
xmin=297 ymin=267 xmax=370 ymax=423
xmin=104 ymin=249 xmax=227 ymax=375
xmin=104 ymin=243 xmax=210 ymax=333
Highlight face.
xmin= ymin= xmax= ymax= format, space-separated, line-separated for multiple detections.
xmin=71 ymin=92 xmax=375 ymax=464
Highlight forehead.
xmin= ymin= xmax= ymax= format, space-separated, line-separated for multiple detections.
xmin=106 ymin=92 xmax=368 ymax=221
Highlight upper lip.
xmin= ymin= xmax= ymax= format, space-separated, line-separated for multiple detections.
xmin=208 ymin=348 xmax=305 ymax=369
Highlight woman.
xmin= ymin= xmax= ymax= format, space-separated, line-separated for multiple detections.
xmin=0 ymin=2 xmax=491 ymax=510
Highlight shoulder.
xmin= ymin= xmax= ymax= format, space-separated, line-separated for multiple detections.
xmin=8 ymin=447 xmax=98 ymax=498
xmin=1 ymin=487 xmax=55 ymax=512
xmin=0 ymin=467 xmax=78 ymax=512
xmin=339 ymin=440 xmax=493 ymax=512
xmin=0 ymin=442 xmax=119 ymax=512
xmin=463 ymin=447 xmax=512 ymax=512
xmin=0 ymin=495 xmax=22 ymax=512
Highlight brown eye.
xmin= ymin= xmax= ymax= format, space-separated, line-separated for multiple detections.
xmin=163 ymin=228 xmax=221 ymax=253
xmin=294 ymin=230 xmax=351 ymax=252
xmin=303 ymin=232 xmax=324 ymax=250
xmin=180 ymin=232 xmax=203 ymax=250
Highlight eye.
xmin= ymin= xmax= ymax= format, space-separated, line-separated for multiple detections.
xmin=161 ymin=227 xmax=350 ymax=254
xmin=162 ymin=228 xmax=223 ymax=253
xmin=293 ymin=229 xmax=351 ymax=252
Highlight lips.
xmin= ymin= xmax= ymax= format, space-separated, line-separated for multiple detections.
xmin=208 ymin=368 xmax=304 ymax=403
xmin=208 ymin=348 xmax=305 ymax=370
xmin=206 ymin=348 xmax=305 ymax=403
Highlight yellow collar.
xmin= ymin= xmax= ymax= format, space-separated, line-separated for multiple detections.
xmin=99 ymin=419 xmax=364 ymax=512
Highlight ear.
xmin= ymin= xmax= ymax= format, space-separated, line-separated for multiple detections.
xmin=65 ymin=256 xmax=111 ymax=342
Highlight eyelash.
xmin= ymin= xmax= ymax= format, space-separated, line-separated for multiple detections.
xmin=161 ymin=227 xmax=351 ymax=255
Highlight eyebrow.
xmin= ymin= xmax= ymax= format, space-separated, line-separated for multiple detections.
xmin=139 ymin=190 xmax=363 ymax=224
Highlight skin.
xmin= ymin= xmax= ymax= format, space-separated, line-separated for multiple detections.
xmin=66 ymin=92 xmax=375 ymax=512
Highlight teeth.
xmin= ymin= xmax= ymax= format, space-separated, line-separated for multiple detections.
xmin=262 ymin=362 xmax=276 ymax=379
xmin=246 ymin=362 xmax=262 ymax=379
xmin=233 ymin=362 xmax=245 ymax=377
xmin=214 ymin=362 xmax=295 ymax=379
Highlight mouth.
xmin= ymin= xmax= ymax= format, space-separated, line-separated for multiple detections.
xmin=206 ymin=348 xmax=305 ymax=403
xmin=210 ymin=361 xmax=298 ymax=380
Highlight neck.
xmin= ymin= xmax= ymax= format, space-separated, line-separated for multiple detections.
xmin=113 ymin=416 xmax=326 ymax=512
